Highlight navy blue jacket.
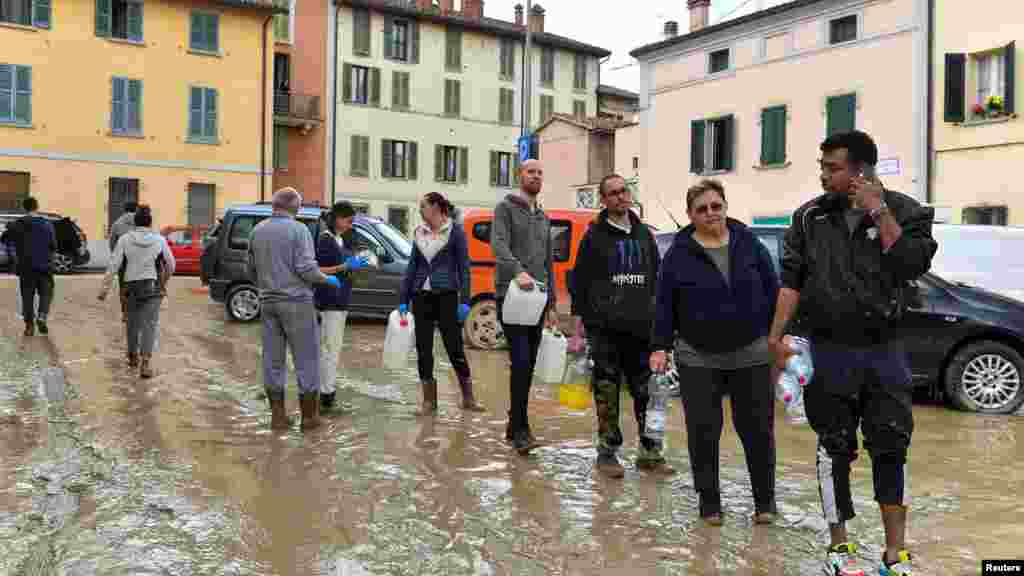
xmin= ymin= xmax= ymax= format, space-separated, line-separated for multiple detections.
xmin=314 ymin=230 xmax=354 ymax=311
xmin=652 ymin=219 xmax=779 ymax=353
xmin=3 ymin=215 xmax=56 ymax=275
xmin=400 ymin=224 xmax=470 ymax=306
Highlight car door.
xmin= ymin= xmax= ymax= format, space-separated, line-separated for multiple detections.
xmin=223 ymin=214 xmax=265 ymax=283
xmin=893 ymin=276 xmax=967 ymax=384
xmin=349 ymin=224 xmax=401 ymax=315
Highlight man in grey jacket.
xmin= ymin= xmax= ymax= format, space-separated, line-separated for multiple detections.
xmin=250 ymin=188 xmax=341 ymax=432
xmin=492 ymin=158 xmax=558 ymax=455
xmin=109 ymin=201 xmax=138 ymax=323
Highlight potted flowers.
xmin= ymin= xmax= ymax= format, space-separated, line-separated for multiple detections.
xmin=973 ymin=103 xmax=986 ymax=118
xmin=986 ymin=95 xmax=1005 ymax=116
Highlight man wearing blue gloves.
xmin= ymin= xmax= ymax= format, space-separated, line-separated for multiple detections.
xmin=250 ymin=188 xmax=343 ymax=431
xmin=400 ymin=192 xmax=483 ymax=415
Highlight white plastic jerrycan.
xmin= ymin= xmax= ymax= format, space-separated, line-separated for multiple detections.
xmin=502 ymin=280 xmax=548 ymax=326
xmin=383 ymin=308 xmax=416 ymax=370
xmin=535 ymin=329 xmax=568 ymax=384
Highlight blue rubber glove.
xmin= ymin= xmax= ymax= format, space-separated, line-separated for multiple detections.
xmin=398 ymin=303 xmax=408 ymax=317
xmin=325 ymin=275 xmax=341 ymax=289
xmin=345 ymin=255 xmax=369 ymax=271
xmin=457 ymin=303 xmax=471 ymax=323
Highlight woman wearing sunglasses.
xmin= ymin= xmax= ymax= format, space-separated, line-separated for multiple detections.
xmin=650 ymin=179 xmax=780 ymax=526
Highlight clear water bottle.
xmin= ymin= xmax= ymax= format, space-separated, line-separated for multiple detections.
xmin=776 ymin=370 xmax=807 ymax=424
xmin=785 ymin=336 xmax=814 ymax=386
xmin=645 ymin=373 xmax=671 ymax=441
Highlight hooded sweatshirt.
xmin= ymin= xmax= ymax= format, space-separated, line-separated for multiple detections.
xmin=571 ymin=209 xmax=660 ymax=339
xmin=491 ymin=194 xmax=554 ymax=306
xmin=400 ymin=219 xmax=470 ymax=306
xmin=103 ymin=228 xmax=175 ymax=293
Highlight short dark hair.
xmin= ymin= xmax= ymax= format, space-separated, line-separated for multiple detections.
xmin=22 ymin=196 xmax=38 ymax=212
xmin=134 ymin=205 xmax=153 ymax=227
xmin=331 ymin=201 xmax=355 ymax=220
xmin=686 ymin=179 xmax=726 ymax=210
xmin=423 ymin=192 xmax=454 ymax=217
xmin=124 ymin=201 xmax=139 ymax=213
xmin=820 ymin=130 xmax=878 ymax=167
xmin=598 ymin=173 xmax=626 ymax=196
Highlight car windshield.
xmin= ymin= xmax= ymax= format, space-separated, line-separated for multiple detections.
xmin=372 ymin=220 xmax=412 ymax=258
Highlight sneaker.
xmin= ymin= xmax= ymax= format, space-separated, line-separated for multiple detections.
xmin=879 ymin=550 xmax=913 ymax=576
xmin=36 ymin=320 xmax=48 ymax=335
xmin=824 ymin=543 xmax=866 ymax=576
xmin=321 ymin=392 xmax=336 ymax=412
xmin=636 ymin=449 xmax=677 ymax=476
xmin=24 ymin=323 xmax=34 ymax=337
xmin=512 ymin=429 xmax=540 ymax=455
xmin=595 ymin=454 xmax=625 ymax=479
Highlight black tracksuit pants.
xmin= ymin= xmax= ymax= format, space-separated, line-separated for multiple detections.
xmin=412 ymin=291 xmax=471 ymax=384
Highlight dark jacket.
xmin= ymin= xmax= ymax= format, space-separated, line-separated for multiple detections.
xmin=782 ymin=190 xmax=937 ymax=344
xmin=571 ymin=210 xmax=659 ymax=339
xmin=2 ymin=215 xmax=56 ymax=275
xmin=314 ymin=230 xmax=354 ymax=311
xmin=491 ymin=194 xmax=555 ymax=306
xmin=400 ymin=222 xmax=471 ymax=306
xmin=653 ymin=219 xmax=779 ymax=353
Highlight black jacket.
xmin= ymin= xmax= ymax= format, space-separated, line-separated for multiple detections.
xmin=782 ymin=190 xmax=937 ymax=344
xmin=571 ymin=210 xmax=659 ymax=339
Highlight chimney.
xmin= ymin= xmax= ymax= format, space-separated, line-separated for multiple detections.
xmin=514 ymin=3 xmax=524 ymax=26
xmin=688 ymin=0 xmax=710 ymax=32
xmin=463 ymin=0 xmax=483 ymax=18
xmin=528 ymin=3 xmax=545 ymax=34
xmin=663 ymin=20 xmax=679 ymax=38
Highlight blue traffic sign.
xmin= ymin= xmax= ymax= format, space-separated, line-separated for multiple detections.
xmin=518 ymin=135 xmax=531 ymax=163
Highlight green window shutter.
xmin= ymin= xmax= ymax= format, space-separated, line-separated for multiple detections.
xmin=370 ymin=67 xmax=381 ymax=106
xmin=761 ymin=106 xmax=786 ymax=165
xmin=446 ymin=27 xmax=461 ymax=71
xmin=360 ymin=136 xmax=370 ymax=175
xmin=392 ymin=71 xmax=402 ymax=108
xmin=33 ymin=0 xmax=51 ymax=28
xmin=444 ymin=79 xmax=452 ymax=115
xmin=459 ymin=147 xmax=469 ymax=183
xmin=411 ymin=21 xmax=420 ymax=63
xmin=95 ymin=0 xmax=111 ymax=36
xmin=403 ymin=73 xmax=411 ymax=109
xmin=690 ymin=120 xmax=705 ymax=174
xmin=205 ymin=88 xmax=217 ymax=139
xmin=721 ymin=115 xmax=734 ymax=171
xmin=207 ymin=14 xmax=219 ymax=51
xmin=489 ymin=151 xmax=499 ymax=186
xmin=775 ymin=107 xmax=787 ymax=163
xmin=13 ymin=66 xmax=31 ymax=124
xmin=512 ymin=153 xmax=521 ymax=185
xmin=827 ymin=93 xmax=856 ymax=136
xmin=407 ymin=141 xmax=418 ymax=180
xmin=127 ymin=1 xmax=142 ymax=41
xmin=190 ymin=13 xmax=204 ymax=49
xmin=274 ymin=126 xmax=288 ymax=169
xmin=353 ymin=9 xmax=369 ymax=55
xmin=382 ymin=139 xmax=392 ymax=177
xmin=383 ymin=18 xmax=393 ymax=60
xmin=943 ymin=53 xmax=966 ymax=122
xmin=342 ymin=63 xmax=352 ymax=102
xmin=127 ymin=79 xmax=142 ymax=133
xmin=434 ymin=145 xmax=444 ymax=181
xmin=350 ymin=135 xmax=360 ymax=174
xmin=188 ymin=87 xmax=202 ymax=137
xmin=453 ymin=80 xmax=461 ymax=116
xmin=0 ymin=65 xmax=12 ymax=122
xmin=1005 ymin=41 xmax=1016 ymax=115
xmin=111 ymin=77 xmax=125 ymax=131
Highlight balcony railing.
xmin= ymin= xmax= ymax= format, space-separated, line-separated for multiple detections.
xmin=273 ymin=92 xmax=322 ymax=124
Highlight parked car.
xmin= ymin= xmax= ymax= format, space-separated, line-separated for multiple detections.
xmin=0 ymin=211 xmax=90 ymax=274
xmin=200 ymin=202 xmax=411 ymax=322
xmin=458 ymin=208 xmax=599 ymax=350
xmin=161 ymin=225 xmax=210 ymax=275
xmin=655 ymin=226 xmax=1024 ymax=414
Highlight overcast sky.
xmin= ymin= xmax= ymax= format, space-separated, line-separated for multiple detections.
xmin=480 ymin=0 xmax=790 ymax=92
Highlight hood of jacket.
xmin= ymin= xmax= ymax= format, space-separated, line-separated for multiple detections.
xmin=413 ymin=219 xmax=453 ymax=257
xmin=124 ymin=228 xmax=162 ymax=248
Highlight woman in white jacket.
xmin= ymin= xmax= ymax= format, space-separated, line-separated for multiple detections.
xmin=99 ymin=205 xmax=175 ymax=378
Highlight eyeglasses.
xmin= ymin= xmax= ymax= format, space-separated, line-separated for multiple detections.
xmin=694 ymin=202 xmax=725 ymax=215
xmin=604 ymin=187 xmax=630 ymax=198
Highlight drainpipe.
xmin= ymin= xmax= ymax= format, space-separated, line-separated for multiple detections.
xmin=330 ymin=3 xmax=340 ymax=204
xmin=925 ymin=0 xmax=934 ymax=204
xmin=261 ymin=14 xmax=273 ymax=202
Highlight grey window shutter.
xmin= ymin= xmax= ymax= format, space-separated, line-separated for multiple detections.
xmin=111 ymin=77 xmax=125 ymax=131
xmin=498 ymin=89 xmax=506 ymax=123
xmin=383 ymin=18 xmax=393 ymax=60
xmin=127 ymin=79 xmax=142 ymax=132
xmin=360 ymin=136 xmax=370 ymax=174
xmin=434 ymin=145 xmax=444 ymax=181
xmin=721 ymin=115 xmax=734 ymax=171
xmin=690 ymin=120 xmax=705 ymax=174
xmin=444 ymin=79 xmax=451 ymax=115
xmin=403 ymin=73 xmax=411 ymax=108
xmin=1005 ymin=42 xmax=1016 ymax=115
xmin=512 ymin=153 xmax=521 ymax=185
xmin=392 ymin=71 xmax=402 ymax=108
xmin=96 ymin=0 xmax=111 ymax=36
xmin=459 ymin=147 xmax=469 ymax=183
xmin=205 ymin=88 xmax=217 ymax=139
xmin=342 ymin=63 xmax=352 ymax=102
xmin=407 ymin=141 xmax=418 ymax=180
xmin=944 ymin=53 xmax=966 ymax=123
xmin=0 ymin=65 xmax=12 ymax=121
xmin=190 ymin=13 xmax=204 ymax=48
xmin=382 ymin=139 xmax=392 ymax=177
xmin=208 ymin=14 xmax=219 ymax=51
xmin=370 ymin=67 xmax=381 ymax=106
xmin=411 ymin=20 xmax=420 ymax=63
xmin=189 ymin=86 xmax=202 ymax=137
xmin=453 ymin=80 xmax=461 ymax=116
xmin=127 ymin=1 xmax=142 ymax=41
xmin=350 ymin=135 xmax=360 ymax=174
xmin=353 ymin=9 xmax=369 ymax=55
xmin=13 ymin=66 xmax=31 ymax=124
xmin=489 ymin=151 xmax=499 ymax=186
xmin=33 ymin=0 xmax=50 ymax=28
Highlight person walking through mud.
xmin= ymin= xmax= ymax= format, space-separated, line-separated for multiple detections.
xmin=767 ymin=131 xmax=937 ymax=576
xmin=399 ymin=192 xmax=484 ymax=415
xmin=650 ymin=179 xmax=780 ymax=526
xmin=3 ymin=197 xmax=57 ymax=337
xmin=314 ymin=201 xmax=368 ymax=413
xmin=109 ymin=201 xmax=138 ymax=323
xmin=99 ymin=205 xmax=175 ymax=378
xmin=492 ymin=159 xmax=559 ymax=455
xmin=250 ymin=188 xmax=342 ymax=431
xmin=571 ymin=174 xmax=674 ymax=479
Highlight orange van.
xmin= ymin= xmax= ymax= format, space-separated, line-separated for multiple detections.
xmin=460 ymin=207 xmax=599 ymax=349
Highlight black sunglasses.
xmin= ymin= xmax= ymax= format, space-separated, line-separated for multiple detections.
xmin=694 ymin=202 xmax=725 ymax=215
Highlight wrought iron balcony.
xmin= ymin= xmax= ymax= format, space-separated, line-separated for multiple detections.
xmin=273 ymin=92 xmax=322 ymax=128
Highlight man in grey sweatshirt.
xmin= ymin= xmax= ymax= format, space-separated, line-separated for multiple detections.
xmin=250 ymin=188 xmax=340 ymax=432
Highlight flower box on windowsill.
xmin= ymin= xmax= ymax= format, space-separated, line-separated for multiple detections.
xmin=753 ymin=161 xmax=792 ymax=171
xmin=961 ymin=113 xmax=1017 ymax=128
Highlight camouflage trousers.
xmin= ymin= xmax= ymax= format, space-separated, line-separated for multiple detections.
xmin=591 ymin=328 xmax=664 ymax=460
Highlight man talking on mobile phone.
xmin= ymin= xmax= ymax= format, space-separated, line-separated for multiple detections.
xmin=766 ymin=131 xmax=937 ymax=576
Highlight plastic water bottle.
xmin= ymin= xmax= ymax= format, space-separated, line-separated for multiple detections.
xmin=785 ymin=336 xmax=814 ymax=386
xmin=776 ymin=335 xmax=813 ymax=425
xmin=645 ymin=373 xmax=672 ymax=441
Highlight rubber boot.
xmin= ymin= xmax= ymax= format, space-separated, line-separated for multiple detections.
xmin=300 ymin=392 xmax=321 ymax=431
xmin=139 ymin=355 xmax=154 ymax=379
xmin=267 ymin=389 xmax=289 ymax=431
xmin=458 ymin=376 xmax=485 ymax=412
xmin=128 ymin=352 xmax=139 ymax=369
xmin=415 ymin=379 xmax=438 ymax=416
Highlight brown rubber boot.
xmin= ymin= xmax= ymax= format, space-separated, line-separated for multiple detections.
xmin=595 ymin=454 xmax=626 ymax=479
xmin=415 ymin=379 xmax=438 ymax=416
xmin=300 ymin=392 xmax=321 ymax=431
xmin=139 ymin=355 xmax=154 ymax=379
xmin=128 ymin=353 xmax=139 ymax=369
xmin=267 ymin=389 xmax=289 ymax=430
xmin=458 ymin=376 xmax=485 ymax=412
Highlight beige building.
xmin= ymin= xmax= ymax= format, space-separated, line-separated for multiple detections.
xmin=932 ymin=2 xmax=1019 ymax=225
xmin=332 ymin=0 xmax=609 ymax=234
xmin=630 ymin=0 xmax=930 ymax=230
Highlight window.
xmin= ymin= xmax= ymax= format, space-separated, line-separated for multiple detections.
xmin=343 ymin=64 xmax=380 ymax=106
xmin=944 ymin=43 xmax=1016 ymax=123
xmin=573 ymin=100 xmax=586 ymax=119
xmin=381 ymin=139 xmax=417 ymax=180
xmin=690 ymin=115 xmax=734 ymax=174
xmin=632 ymin=156 xmax=639 ymax=170
xmin=1 ymin=0 xmax=50 ymax=28
xmin=387 ymin=206 xmax=410 ymax=236
xmin=274 ymin=53 xmax=290 ymax=92
xmin=500 ymin=38 xmax=515 ymax=80
xmin=384 ymin=17 xmax=418 ymax=62
xmin=551 ymin=221 xmax=571 ymax=262
xmin=187 ymin=182 xmax=215 ymax=226
xmin=352 ymin=7 xmax=370 ymax=56
xmin=963 ymin=206 xmax=1008 ymax=226
xmin=445 ymin=26 xmax=462 ymax=71
xmin=444 ymin=78 xmax=461 ymax=117
xmin=490 ymin=151 xmax=516 ymax=187
xmin=353 ymin=227 xmax=387 ymax=260
xmin=826 ymin=93 xmax=856 ymax=136
xmin=391 ymin=20 xmax=408 ymax=61
xmin=110 ymin=77 xmax=142 ymax=135
xmin=273 ymin=125 xmax=288 ymax=169
xmin=829 ymin=14 xmax=857 ymax=45
xmin=755 ymin=234 xmax=782 ymax=274
xmin=540 ymin=94 xmax=554 ymax=123
xmin=760 ymin=105 xmax=787 ymax=165
xmin=188 ymin=87 xmax=218 ymax=143
xmin=96 ymin=0 xmax=143 ymax=42
xmin=472 ymin=221 xmax=491 ymax=243
xmin=166 ymin=229 xmax=192 ymax=246
xmin=975 ymin=51 xmax=1008 ymax=109
xmin=573 ymin=54 xmax=587 ymax=90
xmin=190 ymin=12 xmax=219 ymax=52
xmin=435 ymin=145 xmax=468 ymax=184
xmin=108 ymin=177 xmax=139 ymax=232
xmin=499 ymin=87 xmax=514 ymax=124
xmin=576 ymin=187 xmax=598 ymax=209
xmin=708 ymin=48 xmax=730 ymax=74
xmin=0 ymin=64 xmax=31 ymax=126
xmin=350 ymin=134 xmax=369 ymax=176
xmin=373 ymin=219 xmax=412 ymax=257
xmin=229 ymin=215 xmax=264 ymax=250
xmin=540 ymin=47 xmax=554 ymax=86
xmin=352 ymin=203 xmax=370 ymax=215
xmin=392 ymin=71 xmax=410 ymax=110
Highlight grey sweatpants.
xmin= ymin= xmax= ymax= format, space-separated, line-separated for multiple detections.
xmin=126 ymin=295 xmax=161 ymax=356
xmin=262 ymin=299 xmax=320 ymax=395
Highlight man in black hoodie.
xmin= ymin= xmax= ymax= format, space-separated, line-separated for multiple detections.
xmin=572 ymin=174 xmax=675 ymax=479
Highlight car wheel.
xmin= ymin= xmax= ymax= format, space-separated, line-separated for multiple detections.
xmin=52 ymin=252 xmax=74 ymax=275
xmin=464 ymin=297 xmax=505 ymax=350
xmin=226 ymin=285 xmax=261 ymax=323
xmin=945 ymin=341 xmax=1024 ymax=414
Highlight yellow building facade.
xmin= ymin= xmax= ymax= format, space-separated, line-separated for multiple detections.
xmin=0 ymin=0 xmax=280 ymax=262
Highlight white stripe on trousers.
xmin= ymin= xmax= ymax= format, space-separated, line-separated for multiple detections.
xmin=817 ymin=444 xmax=840 ymax=524
xmin=319 ymin=310 xmax=348 ymax=395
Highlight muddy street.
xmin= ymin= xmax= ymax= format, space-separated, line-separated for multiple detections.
xmin=1 ymin=275 xmax=1022 ymax=575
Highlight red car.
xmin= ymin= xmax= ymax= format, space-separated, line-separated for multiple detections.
xmin=161 ymin=225 xmax=209 ymax=275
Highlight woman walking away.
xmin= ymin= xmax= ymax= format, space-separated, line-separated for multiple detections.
xmin=314 ymin=201 xmax=368 ymax=413
xmin=399 ymin=192 xmax=483 ymax=415
xmin=650 ymin=179 xmax=780 ymax=526
xmin=100 ymin=205 xmax=175 ymax=379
